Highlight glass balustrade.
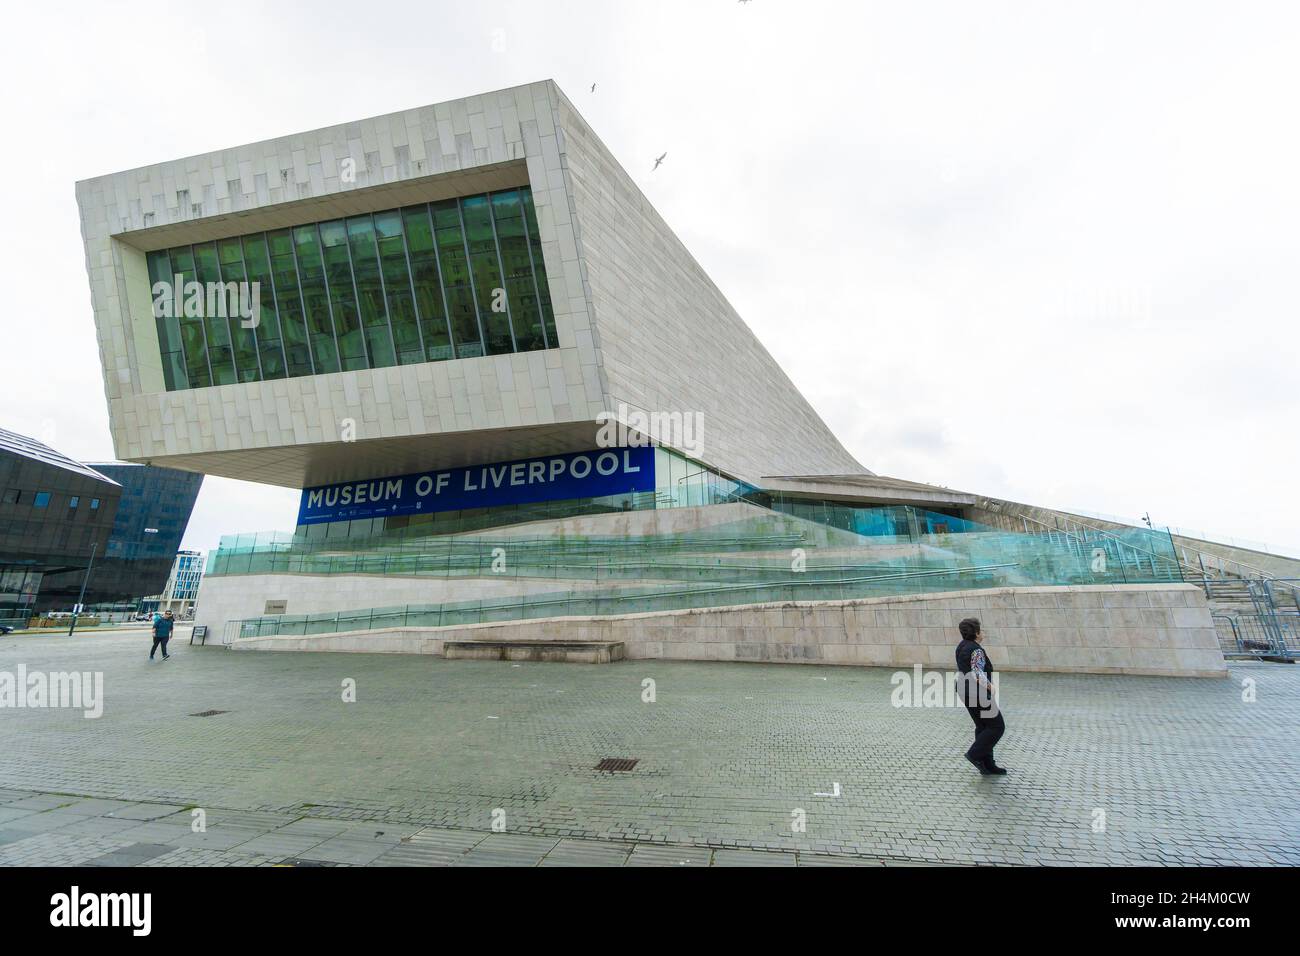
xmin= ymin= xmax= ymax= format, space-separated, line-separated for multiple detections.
xmin=215 ymin=499 xmax=1184 ymax=640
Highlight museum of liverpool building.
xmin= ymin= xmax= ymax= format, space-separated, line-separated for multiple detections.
xmin=75 ymin=81 xmax=1297 ymax=676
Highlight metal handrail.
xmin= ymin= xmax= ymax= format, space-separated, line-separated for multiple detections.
xmin=1022 ymin=511 xmax=1299 ymax=599
xmin=1174 ymin=546 xmax=1300 ymax=598
xmin=1015 ymin=512 xmax=1183 ymax=578
xmin=211 ymin=529 xmax=808 ymax=562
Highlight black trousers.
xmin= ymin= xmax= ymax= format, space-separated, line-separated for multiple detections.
xmin=150 ymin=635 xmax=170 ymax=658
xmin=965 ymin=705 xmax=1005 ymax=763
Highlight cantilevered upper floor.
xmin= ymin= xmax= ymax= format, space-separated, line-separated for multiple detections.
xmin=77 ymin=80 xmax=866 ymax=491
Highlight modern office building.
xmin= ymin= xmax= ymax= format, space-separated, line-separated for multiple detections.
xmin=37 ymin=463 xmax=203 ymax=611
xmin=76 ymin=81 xmax=1296 ymax=675
xmin=0 ymin=427 xmax=122 ymax=624
xmin=141 ymin=549 xmax=205 ymax=618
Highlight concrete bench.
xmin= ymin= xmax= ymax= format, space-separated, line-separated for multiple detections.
xmin=443 ymin=640 xmax=625 ymax=664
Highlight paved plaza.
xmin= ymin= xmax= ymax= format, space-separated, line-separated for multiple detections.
xmin=0 ymin=627 xmax=1296 ymax=866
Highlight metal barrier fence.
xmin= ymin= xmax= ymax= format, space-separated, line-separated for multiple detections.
xmin=1212 ymin=613 xmax=1299 ymax=660
xmin=1207 ymin=578 xmax=1300 ymax=661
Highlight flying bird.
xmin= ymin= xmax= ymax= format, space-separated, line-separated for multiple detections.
xmin=653 ymin=152 xmax=667 ymax=171
xmin=591 ymin=83 xmax=596 ymax=92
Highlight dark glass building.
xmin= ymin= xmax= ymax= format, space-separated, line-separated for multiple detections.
xmin=38 ymin=463 xmax=203 ymax=611
xmin=0 ymin=427 xmax=122 ymax=625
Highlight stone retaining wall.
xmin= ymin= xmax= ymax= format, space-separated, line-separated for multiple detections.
xmin=229 ymin=583 xmax=1227 ymax=678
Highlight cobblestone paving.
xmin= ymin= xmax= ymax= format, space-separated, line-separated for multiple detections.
xmin=0 ymin=628 xmax=1296 ymax=866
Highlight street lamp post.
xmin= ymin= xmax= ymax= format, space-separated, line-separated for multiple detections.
xmin=67 ymin=542 xmax=98 ymax=638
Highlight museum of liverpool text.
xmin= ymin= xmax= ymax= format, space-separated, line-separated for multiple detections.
xmin=78 ymin=80 xmax=1297 ymax=677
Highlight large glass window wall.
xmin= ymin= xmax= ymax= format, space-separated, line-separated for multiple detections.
xmin=146 ymin=187 xmax=558 ymax=391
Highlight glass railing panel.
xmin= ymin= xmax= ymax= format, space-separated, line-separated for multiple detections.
xmin=369 ymin=608 xmax=407 ymax=630
xmin=221 ymin=495 xmax=1191 ymax=641
xmin=304 ymin=613 xmax=341 ymax=635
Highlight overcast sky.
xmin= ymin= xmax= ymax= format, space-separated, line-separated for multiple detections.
xmin=2 ymin=0 xmax=1295 ymax=557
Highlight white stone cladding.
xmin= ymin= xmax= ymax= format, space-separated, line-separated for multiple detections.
xmin=551 ymin=87 xmax=868 ymax=484
xmin=77 ymin=80 xmax=866 ymax=489
xmin=229 ymin=584 xmax=1229 ymax=679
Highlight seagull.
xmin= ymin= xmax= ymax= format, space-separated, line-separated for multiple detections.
xmin=653 ymin=152 xmax=667 ymax=171
xmin=591 ymin=83 xmax=597 ymax=93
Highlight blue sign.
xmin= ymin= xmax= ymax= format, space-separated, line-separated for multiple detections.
xmin=297 ymin=447 xmax=656 ymax=525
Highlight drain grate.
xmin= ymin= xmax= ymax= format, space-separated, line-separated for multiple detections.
xmin=188 ymin=709 xmax=229 ymax=717
xmin=595 ymin=757 xmax=639 ymax=773
xmin=276 ymin=858 xmax=340 ymax=867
